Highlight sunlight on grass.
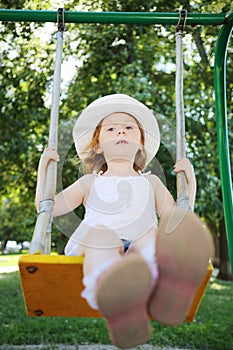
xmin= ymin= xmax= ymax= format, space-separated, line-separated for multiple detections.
xmin=209 ymin=281 xmax=231 ymax=291
xmin=0 ymin=254 xmax=20 ymax=267
xmin=0 ymin=273 xmax=15 ymax=280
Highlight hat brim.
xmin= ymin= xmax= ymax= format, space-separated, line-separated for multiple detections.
xmin=73 ymin=94 xmax=160 ymax=166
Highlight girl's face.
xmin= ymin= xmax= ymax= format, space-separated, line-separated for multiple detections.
xmin=98 ymin=113 xmax=142 ymax=164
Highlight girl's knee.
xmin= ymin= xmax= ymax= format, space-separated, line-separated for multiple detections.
xmin=131 ymin=227 xmax=157 ymax=251
xmin=83 ymin=226 xmax=123 ymax=250
xmin=82 ymin=227 xmax=123 ymax=275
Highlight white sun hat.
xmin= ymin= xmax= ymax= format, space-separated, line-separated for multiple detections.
xmin=73 ymin=94 xmax=160 ymax=166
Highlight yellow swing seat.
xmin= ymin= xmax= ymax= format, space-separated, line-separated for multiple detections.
xmin=18 ymin=254 xmax=101 ymax=318
xmin=18 ymin=254 xmax=213 ymax=321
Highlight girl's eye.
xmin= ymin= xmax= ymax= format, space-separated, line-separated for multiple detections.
xmin=126 ymin=125 xmax=134 ymax=130
xmin=107 ymin=127 xmax=114 ymax=132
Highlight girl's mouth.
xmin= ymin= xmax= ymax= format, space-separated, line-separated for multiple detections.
xmin=116 ymin=139 xmax=128 ymax=145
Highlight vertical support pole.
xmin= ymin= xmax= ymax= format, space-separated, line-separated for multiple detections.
xmin=175 ymin=10 xmax=191 ymax=210
xmin=30 ymin=9 xmax=65 ymax=254
xmin=214 ymin=13 xmax=233 ymax=276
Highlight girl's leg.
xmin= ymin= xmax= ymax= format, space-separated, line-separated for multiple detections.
xmin=81 ymin=226 xmax=124 ymax=275
xmin=130 ymin=227 xmax=159 ymax=282
xmin=148 ymin=207 xmax=214 ymax=325
xmin=96 ymin=252 xmax=153 ymax=349
xmin=81 ymin=227 xmax=153 ymax=349
xmin=80 ymin=226 xmax=123 ymax=309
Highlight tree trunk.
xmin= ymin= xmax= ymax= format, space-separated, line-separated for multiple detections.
xmin=0 ymin=240 xmax=6 ymax=254
xmin=217 ymin=217 xmax=232 ymax=280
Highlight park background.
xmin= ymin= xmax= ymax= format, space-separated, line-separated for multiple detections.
xmin=0 ymin=0 xmax=233 ymax=348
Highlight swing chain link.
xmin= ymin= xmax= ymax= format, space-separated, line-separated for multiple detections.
xmin=57 ymin=8 xmax=66 ymax=32
xmin=176 ymin=9 xmax=187 ymax=33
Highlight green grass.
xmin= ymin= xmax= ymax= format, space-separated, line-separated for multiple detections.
xmin=0 ymin=255 xmax=233 ymax=349
xmin=150 ymin=278 xmax=233 ymax=349
xmin=0 ymin=254 xmax=20 ymax=267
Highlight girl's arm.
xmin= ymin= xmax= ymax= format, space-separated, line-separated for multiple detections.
xmin=53 ymin=173 xmax=96 ymax=216
xmin=149 ymin=157 xmax=196 ymax=217
xmin=173 ymin=158 xmax=197 ymax=210
xmin=52 ymin=178 xmax=85 ymax=217
xmin=148 ymin=174 xmax=176 ymax=217
xmin=35 ymin=148 xmax=60 ymax=211
xmin=35 ymin=148 xmax=87 ymax=216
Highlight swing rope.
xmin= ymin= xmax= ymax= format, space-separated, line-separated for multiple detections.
xmin=175 ymin=10 xmax=192 ymax=211
xmin=29 ymin=9 xmax=65 ymax=255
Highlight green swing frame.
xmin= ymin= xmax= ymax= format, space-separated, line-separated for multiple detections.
xmin=0 ymin=9 xmax=232 ymax=318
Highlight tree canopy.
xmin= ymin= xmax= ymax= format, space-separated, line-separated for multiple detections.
xmin=0 ymin=0 xmax=232 ymax=277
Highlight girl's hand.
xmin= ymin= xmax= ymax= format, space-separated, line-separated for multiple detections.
xmin=173 ymin=158 xmax=195 ymax=184
xmin=35 ymin=148 xmax=60 ymax=210
xmin=40 ymin=147 xmax=60 ymax=168
xmin=174 ymin=158 xmax=197 ymax=209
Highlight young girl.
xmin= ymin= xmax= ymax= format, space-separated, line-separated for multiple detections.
xmin=36 ymin=94 xmax=213 ymax=349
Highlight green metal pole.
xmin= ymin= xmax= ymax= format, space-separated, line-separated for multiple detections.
xmin=214 ymin=12 xmax=233 ymax=276
xmin=0 ymin=9 xmax=227 ymax=25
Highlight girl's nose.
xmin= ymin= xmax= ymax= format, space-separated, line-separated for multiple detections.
xmin=117 ymin=129 xmax=125 ymax=135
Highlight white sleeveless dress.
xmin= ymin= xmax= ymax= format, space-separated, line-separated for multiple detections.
xmin=65 ymin=174 xmax=158 ymax=256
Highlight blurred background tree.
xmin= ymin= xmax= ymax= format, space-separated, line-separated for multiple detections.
xmin=0 ymin=0 xmax=232 ymax=279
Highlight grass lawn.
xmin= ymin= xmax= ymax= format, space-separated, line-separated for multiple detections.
xmin=0 ymin=254 xmax=233 ymax=349
xmin=0 ymin=254 xmax=20 ymax=267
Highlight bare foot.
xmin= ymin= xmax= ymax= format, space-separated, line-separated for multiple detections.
xmin=96 ymin=253 xmax=153 ymax=349
xmin=148 ymin=207 xmax=214 ymax=325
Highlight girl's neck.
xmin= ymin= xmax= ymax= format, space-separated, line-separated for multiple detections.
xmin=103 ymin=161 xmax=138 ymax=177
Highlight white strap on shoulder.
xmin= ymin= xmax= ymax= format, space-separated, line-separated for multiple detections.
xmin=138 ymin=170 xmax=151 ymax=176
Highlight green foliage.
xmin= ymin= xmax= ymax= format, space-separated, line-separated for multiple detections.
xmin=0 ymin=197 xmax=35 ymax=244
xmin=0 ymin=0 xmax=56 ymax=244
xmin=0 ymin=0 xmax=232 ymax=270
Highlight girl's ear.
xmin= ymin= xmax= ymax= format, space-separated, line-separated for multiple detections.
xmin=139 ymin=145 xmax=146 ymax=158
xmin=139 ymin=144 xmax=144 ymax=151
xmin=94 ymin=145 xmax=103 ymax=154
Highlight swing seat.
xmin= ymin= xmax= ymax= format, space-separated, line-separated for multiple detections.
xmin=18 ymin=254 xmax=101 ymax=317
xmin=185 ymin=260 xmax=213 ymax=322
xmin=18 ymin=254 xmax=213 ymax=321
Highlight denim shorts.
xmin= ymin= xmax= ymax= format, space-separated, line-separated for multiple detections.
xmin=121 ymin=239 xmax=132 ymax=253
